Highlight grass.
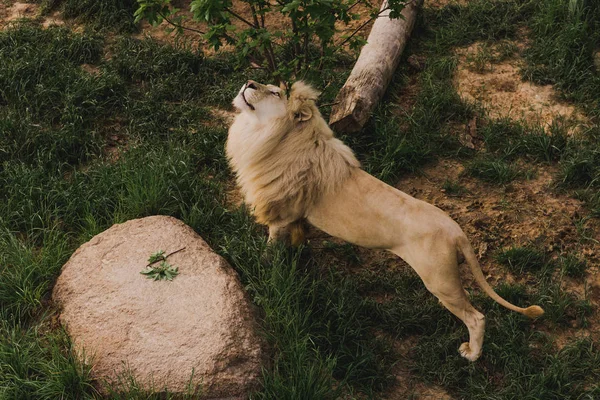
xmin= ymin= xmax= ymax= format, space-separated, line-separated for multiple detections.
xmin=466 ymin=157 xmax=521 ymax=184
xmin=0 ymin=321 xmax=98 ymax=399
xmin=480 ymin=118 xmax=569 ymax=162
xmin=557 ymin=254 xmax=588 ymax=278
xmin=496 ymin=246 xmax=551 ymax=274
xmin=1 ymin=0 xmax=599 ymax=398
xmin=351 ymin=56 xmax=473 ymax=183
xmin=41 ymin=0 xmax=139 ymax=32
xmin=523 ymin=0 xmax=600 ymax=116
xmin=442 ymin=178 xmax=467 ymax=196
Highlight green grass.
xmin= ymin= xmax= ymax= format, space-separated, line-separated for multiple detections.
xmin=557 ymin=254 xmax=588 ymax=278
xmin=496 ymin=246 xmax=551 ymax=274
xmin=480 ymin=118 xmax=569 ymax=162
xmin=1 ymin=0 xmax=599 ymax=398
xmin=350 ymin=56 xmax=473 ymax=183
xmin=442 ymin=178 xmax=467 ymax=196
xmin=523 ymin=0 xmax=600 ymax=116
xmin=41 ymin=0 xmax=139 ymax=32
xmin=494 ymin=246 xmax=592 ymax=327
xmin=466 ymin=157 xmax=521 ymax=184
xmin=0 ymin=320 xmax=98 ymax=399
xmin=0 ymin=24 xmax=115 ymax=169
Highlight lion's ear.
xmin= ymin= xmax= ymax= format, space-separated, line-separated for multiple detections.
xmin=295 ymin=105 xmax=313 ymax=122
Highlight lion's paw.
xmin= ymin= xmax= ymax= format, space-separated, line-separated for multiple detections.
xmin=458 ymin=342 xmax=481 ymax=362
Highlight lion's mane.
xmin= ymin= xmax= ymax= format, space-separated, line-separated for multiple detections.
xmin=227 ymin=81 xmax=360 ymax=226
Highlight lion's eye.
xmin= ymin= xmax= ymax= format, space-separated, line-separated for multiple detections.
xmin=271 ymin=91 xmax=280 ymax=98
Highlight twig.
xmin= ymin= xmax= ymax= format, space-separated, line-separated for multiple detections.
xmin=346 ymin=0 xmax=364 ymax=14
xmin=225 ymin=7 xmax=257 ymax=28
xmin=158 ymin=11 xmax=205 ymax=35
xmin=334 ymin=7 xmax=390 ymax=48
xmin=249 ymin=3 xmax=262 ymax=29
xmin=146 ymin=247 xmax=186 ymax=267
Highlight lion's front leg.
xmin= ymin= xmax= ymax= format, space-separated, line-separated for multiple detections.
xmin=267 ymin=224 xmax=290 ymax=244
xmin=268 ymin=220 xmax=306 ymax=246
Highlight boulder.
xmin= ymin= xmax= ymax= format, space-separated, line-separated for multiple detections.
xmin=52 ymin=216 xmax=265 ymax=398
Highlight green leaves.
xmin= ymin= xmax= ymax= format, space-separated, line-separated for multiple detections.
xmin=140 ymin=249 xmax=181 ymax=281
xmin=147 ymin=249 xmax=166 ymax=264
xmin=190 ymin=0 xmax=231 ymax=22
xmin=134 ymin=0 xmax=173 ymax=25
xmin=134 ymin=0 xmax=399 ymax=81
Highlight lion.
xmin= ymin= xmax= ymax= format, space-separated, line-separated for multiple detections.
xmin=226 ymin=80 xmax=544 ymax=361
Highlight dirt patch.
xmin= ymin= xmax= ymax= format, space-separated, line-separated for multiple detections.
xmin=1 ymin=1 xmax=71 ymax=30
xmin=1 ymin=1 xmax=37 ymax=28
xmin=396 ymin=159 xmax=599 ymax=277
xmin=41 ymin=10 xmax=64 ymax=28
xmin=455 ymin=42 xmax=588 ymax=132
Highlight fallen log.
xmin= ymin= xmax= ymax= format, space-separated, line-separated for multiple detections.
xmin=329 ymin=0 xmax=423 ymax=133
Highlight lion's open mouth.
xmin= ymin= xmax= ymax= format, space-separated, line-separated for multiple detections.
xmin=242 ymin=86 xmax=255 ymax=111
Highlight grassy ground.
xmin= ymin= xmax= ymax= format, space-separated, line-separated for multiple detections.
xmin=0 ymin=0 xmax=599 ymax=398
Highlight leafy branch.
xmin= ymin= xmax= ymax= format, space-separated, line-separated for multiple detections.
xmin=140 ymin=248 xmax=186 ymax=281
xmin=135 ymin=0 xmax=408 ymax=82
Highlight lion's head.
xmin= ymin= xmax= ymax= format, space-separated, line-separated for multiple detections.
xmin=228 ymin=80 xmax=359 ymax=227
xmin=232 ymin=80 xmax=321 ymax=124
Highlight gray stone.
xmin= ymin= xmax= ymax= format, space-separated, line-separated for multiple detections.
xmin=52 ymin=216 xmax=265 ymax=398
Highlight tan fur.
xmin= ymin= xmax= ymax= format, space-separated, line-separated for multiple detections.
xmin=227 ymin=81 xmax=359 ymax=230
xmin=227 ymin=80 xmax=544 ymax=361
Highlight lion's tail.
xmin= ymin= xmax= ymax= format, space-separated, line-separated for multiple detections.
xmin=458 ymin=237 xmax=544 ymax=318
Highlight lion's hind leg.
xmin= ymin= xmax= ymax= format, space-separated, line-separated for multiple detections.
xmin=393 ymin=246 xmax=486 ymax=361
xmin=438 ymin=293 xmax=485 ymax=361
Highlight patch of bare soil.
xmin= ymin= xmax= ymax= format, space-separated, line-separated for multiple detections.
xmin=397 ymin=159 xmax=600 ymax=339
xmin=41 ymin=10 xmax=64 ymax=28
xmin=0 ymin=1 xmax=73 ymax=30
xmin=455 ymin=42 xmax=588 ymax=132
xmin=397 ymin=159 xmax=599 ymax=278
xmin=1 ymin=1 xmax=37 ymax=27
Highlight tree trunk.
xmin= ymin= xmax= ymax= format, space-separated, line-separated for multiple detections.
xmin=329 ymin=0 xmax=423 ymax=133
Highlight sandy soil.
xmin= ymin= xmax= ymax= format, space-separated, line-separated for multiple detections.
xmin=454 ymin=42 xmax=588 ymax=132
xmin=0 ymin=1 xmax=80 ymax=30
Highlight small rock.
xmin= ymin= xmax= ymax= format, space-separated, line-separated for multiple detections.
xmin=53 ymin=216 xmax=265 ymax=398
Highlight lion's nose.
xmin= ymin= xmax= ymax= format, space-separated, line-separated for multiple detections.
xmin=247 ymin=80 xmax=257 ymax=89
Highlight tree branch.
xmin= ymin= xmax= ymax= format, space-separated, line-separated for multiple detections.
xmin=146 ymin=247 xmax=186 ymax=267
xmin=334 ymin=6 xmax=390 ymax=48
xmin=158 ymin=11 xmax=205 ymax=35
xmin=225 ymin=7 xmax=257 ymax=28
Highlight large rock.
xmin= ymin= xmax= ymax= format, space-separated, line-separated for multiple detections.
xmin=52 ymin=216 xmax=265 ymax=398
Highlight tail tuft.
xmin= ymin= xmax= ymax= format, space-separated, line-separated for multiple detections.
xmin=523 ymin=305 xmax=544 ymax=318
